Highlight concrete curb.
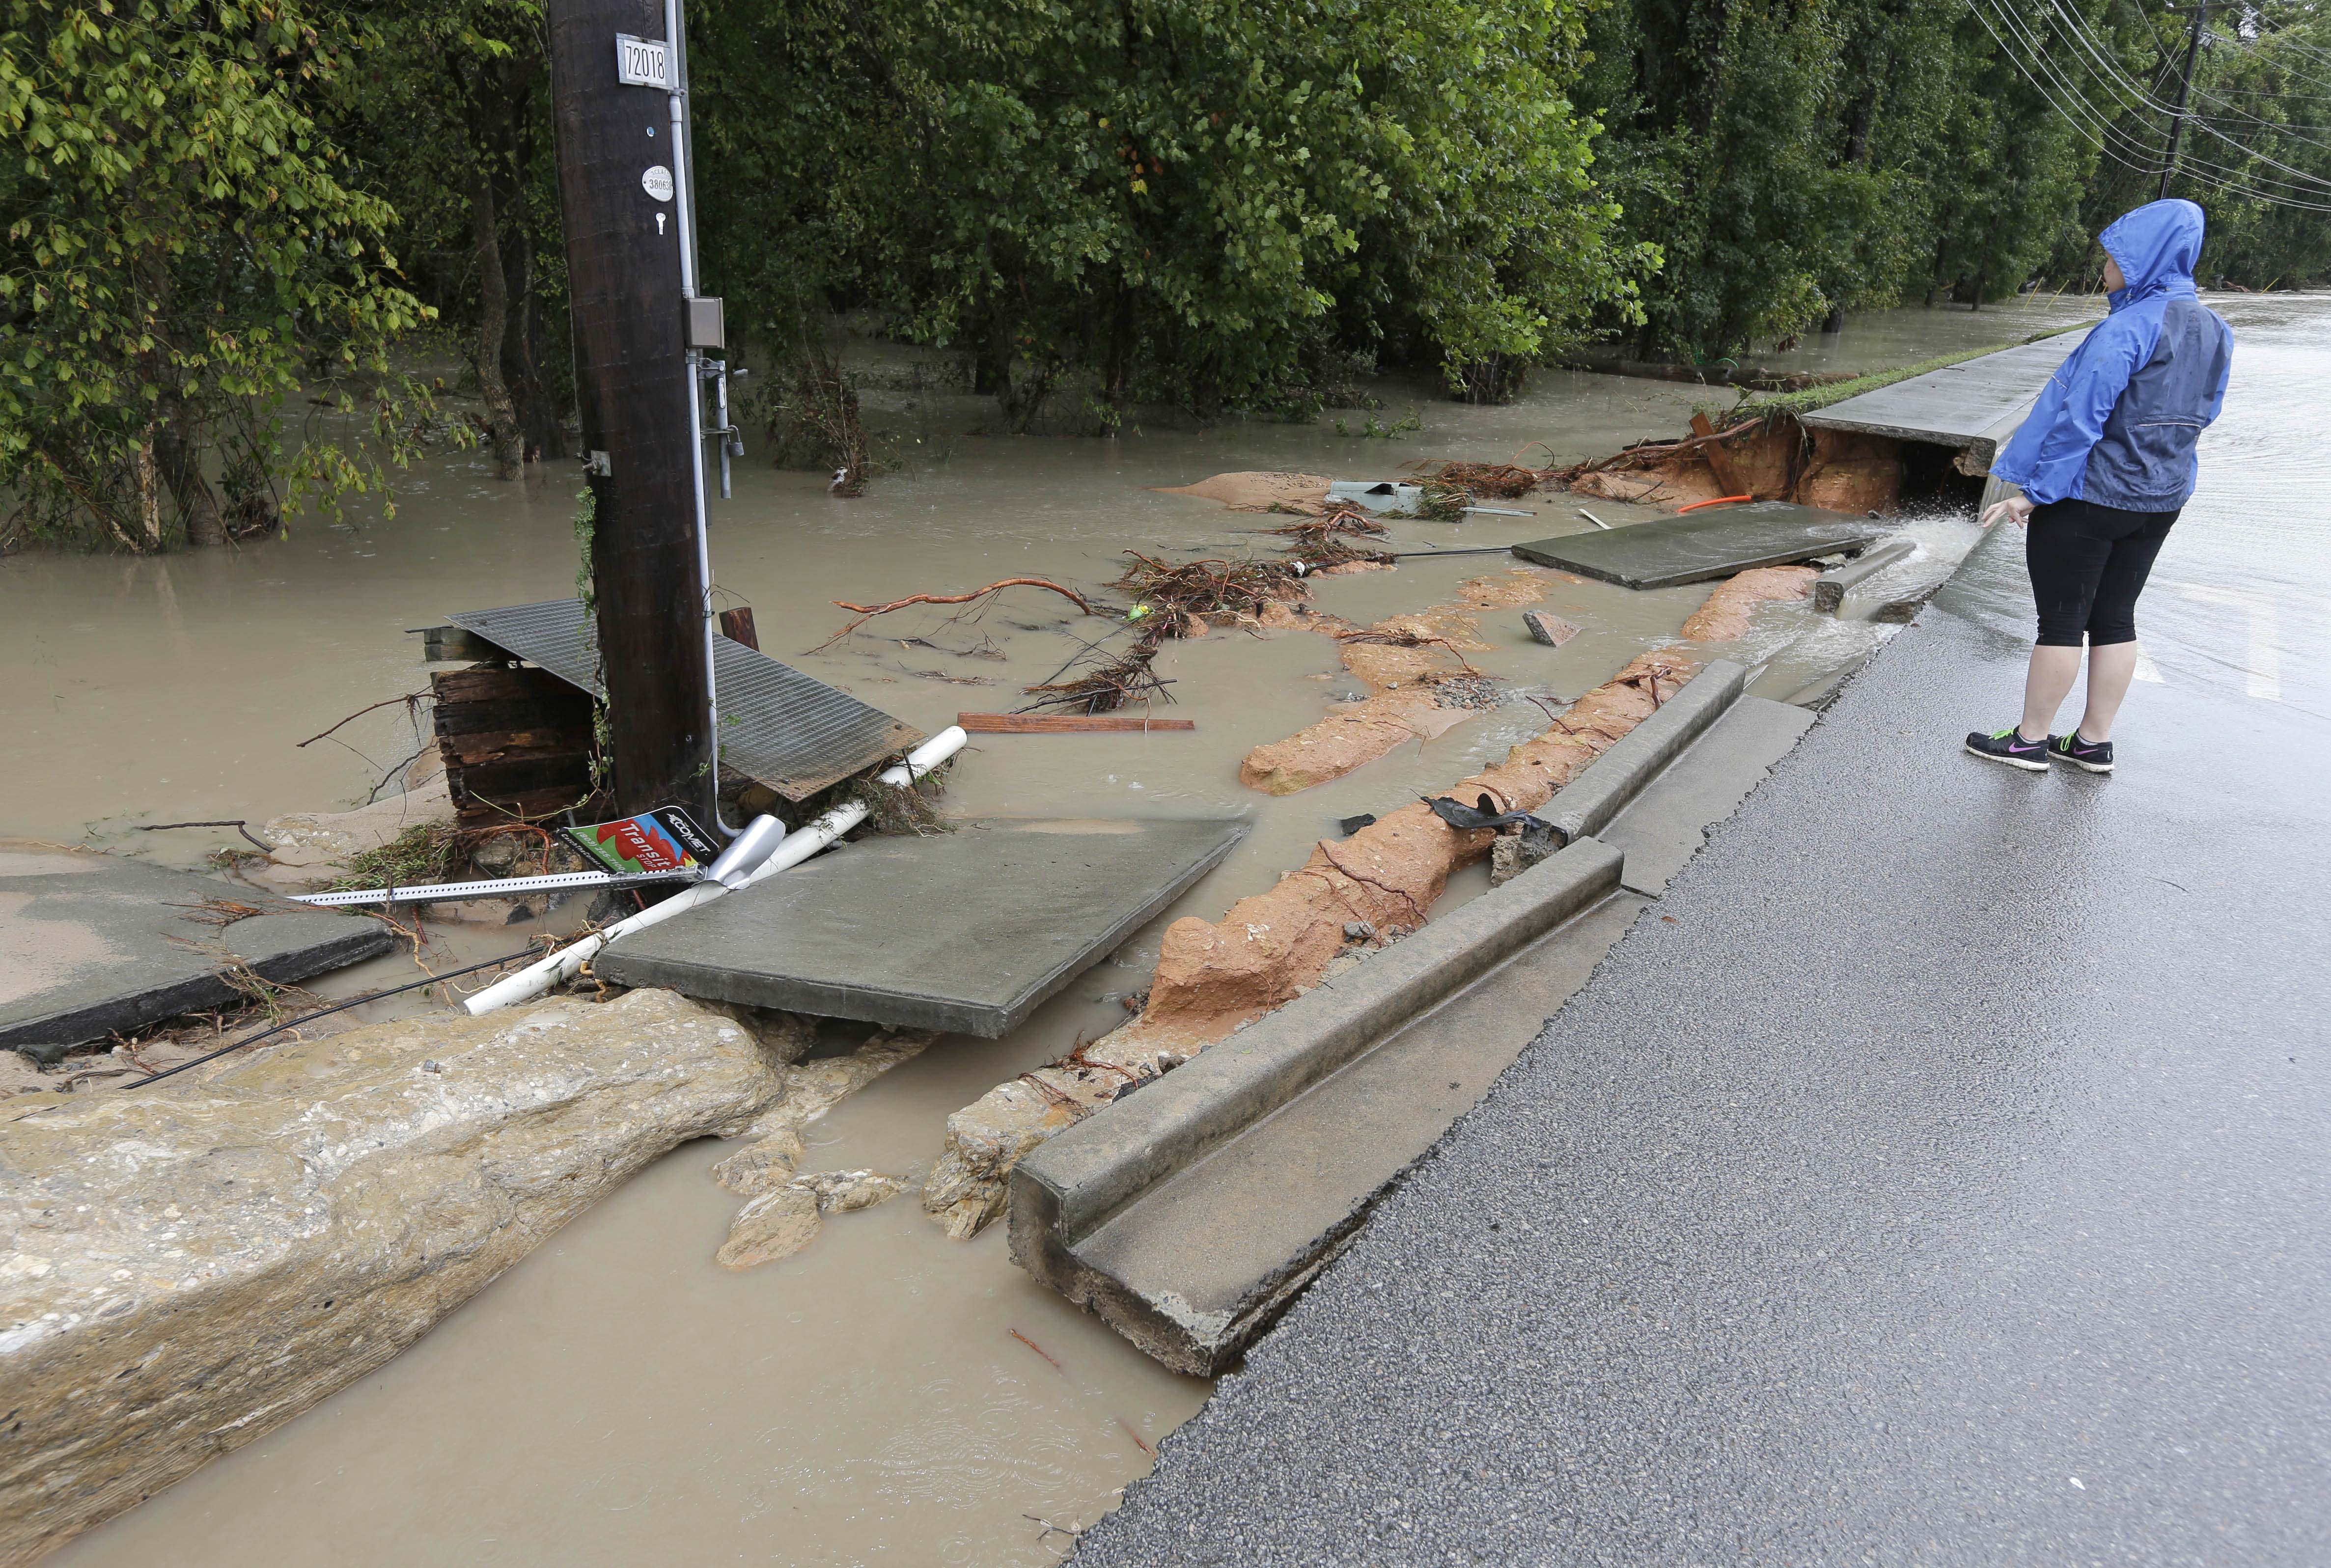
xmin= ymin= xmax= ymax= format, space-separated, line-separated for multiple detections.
xmin=1011 ymin=835 xmax=1626 ymax=1267
xmin=1813 ymin=538 xmax=1917 ymax=612
xmin=1545 ymin=659 xmax=1747 ymax=847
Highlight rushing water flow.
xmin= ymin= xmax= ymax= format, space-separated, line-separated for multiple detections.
xmin=7 ymin=296 xmax=2229 ymax=1567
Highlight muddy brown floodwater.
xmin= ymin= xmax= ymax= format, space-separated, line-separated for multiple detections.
xmin=3 ymin=298 xmax=2097 ymax=1567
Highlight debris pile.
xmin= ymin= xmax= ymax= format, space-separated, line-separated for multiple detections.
xmin=1110 ymin=552 xmax=1305 ymax=635
xmin=1414 ymin=461 xmax=1549 ymax=499
xmin=1238 ymin=569 xmax=1556 ymax=797
xmin=1020 ymin=641 xmax=1171 ymax=716
xmin=1268 ymin=507 xmax=1397 ymax=570
xmin=923 ymin=644 xmax=1698 ymax=1238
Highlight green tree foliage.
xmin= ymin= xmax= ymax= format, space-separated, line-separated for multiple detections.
xmin=693 ymin=0 xmax=1655 ymax=424
xmin=336 ymin=0 xmax=571 ymax=475
xmin=1581 ymin=0 xmax=2108 ymax=362
xmin=1915 ymin=8 xmax=2093 ymax=312
xmin=0 ymin=0 xmax=430 ymax=549
xmin=8 ymin=0 xmax=2330 ymax=547
xmin=2194 ymin=11 xmax=2331 ymax=286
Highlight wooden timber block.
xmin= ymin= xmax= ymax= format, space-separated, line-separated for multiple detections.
xmin=431 ymin=663 xmax=602 ymax=826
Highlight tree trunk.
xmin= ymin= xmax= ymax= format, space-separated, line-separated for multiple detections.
xmin=504 ymin=234 xmax=567 ymax=462
xmin=470 ymin=169 xmax=523 ymax=479
xmin=1097 ymin=282 xmax=1135 ymax=434
xmin=135 ymin=439 xmax=164 ymax=550
xmin=974 ymin=304 xmax=1012 ymax=397
xmin=156 ymin=389 xmax=223 ymax=545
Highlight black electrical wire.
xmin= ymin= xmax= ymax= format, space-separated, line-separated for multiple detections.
xmin=125 ymin=945 xmax=545 ymax=1090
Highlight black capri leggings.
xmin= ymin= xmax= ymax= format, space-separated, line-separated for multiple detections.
xmin=2025 ymin=497 xmax=2180 ymax=647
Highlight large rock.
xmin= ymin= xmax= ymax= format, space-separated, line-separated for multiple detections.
xmin=0 ymin=988 xmax=788 ymax=1566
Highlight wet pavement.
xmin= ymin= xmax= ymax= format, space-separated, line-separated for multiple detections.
xmin=1075 ymin=298 xmax=2331 ymax=1565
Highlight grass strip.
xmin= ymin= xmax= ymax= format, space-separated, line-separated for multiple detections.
xmin=1698 ymin=321 xmax=2093 ymax=424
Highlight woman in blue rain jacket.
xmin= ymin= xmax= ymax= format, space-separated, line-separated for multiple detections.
xmin=1965 ymin=199 xmax=2234 ymax=775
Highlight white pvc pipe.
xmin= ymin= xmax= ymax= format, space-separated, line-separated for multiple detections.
xmin=705 ymin=812 xmax=787 ymax=886
xmin=463 ymin=728 xmax=967 ymax=1016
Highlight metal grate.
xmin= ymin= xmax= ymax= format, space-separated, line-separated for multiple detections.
xmin=444 ymin=598 xmax=923 ymax=800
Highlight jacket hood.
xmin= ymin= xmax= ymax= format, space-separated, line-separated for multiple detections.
xmin=2101 ymin=199 xmax=2205 ymax=305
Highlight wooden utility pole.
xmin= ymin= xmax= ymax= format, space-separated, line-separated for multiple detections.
xmin=2160 ymin=2 xmax=2213 ymax=201
xmin=546 ymin=0 xmax=711 ymax=818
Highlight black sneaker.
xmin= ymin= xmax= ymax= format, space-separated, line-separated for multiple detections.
xmin=2048 ymin=731 xmax=2114 ymax=773
xmin=1964 ymin=726 xmax=2050 ymax=771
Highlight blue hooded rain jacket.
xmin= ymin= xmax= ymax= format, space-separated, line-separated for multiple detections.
xmin=1990 ymin=199 xmax=2234 ymax=512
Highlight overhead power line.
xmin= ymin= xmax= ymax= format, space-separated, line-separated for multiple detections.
xmin=1960 ymin=0 xmax=2331 ymax=211
xmin=2031 ymin=0 xmax=2331 ymax=161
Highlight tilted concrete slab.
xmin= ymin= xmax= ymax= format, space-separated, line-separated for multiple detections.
xmin=1544 ymin=660 xmax=1747 ymax=847
xmin=1600 ymin=695 xmax=1816 ymax=894
xmin=1051 ymin=884 xmax=1650 ymax=1375
xmin=1812 ymin=538 xmax=1918 ymax=612
xmin=1510 ymin=503 xmax=1878 ymax=589
xmin=595 ymin=817 xmax=1246 ymax=1037
xmin=1011 ymin=837 xmax=1629 ymax=1375
xmin=1800 ymin=329 xmax=2091 ymax=469
xmin=0 ymin=840 xmax=393 ymax=1062
xmin=1008 ymin=661 xmax=1827 ymax=1375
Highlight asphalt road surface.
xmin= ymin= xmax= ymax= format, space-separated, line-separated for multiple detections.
xmin=1078 ymin=295 xmax=2331 ymax=1566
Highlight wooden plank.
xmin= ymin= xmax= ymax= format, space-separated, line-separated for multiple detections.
xmin=449 ymin=752 xmax=594 ymax=795
xmin=432 ymin=696 xmax=595 ymax=740
xmin=438 ymin=731 xmax=595 ymax=769
xmin=433 ymin=661 xmax=599 ymax=826
xmin=957 ymin=713 xmax=1195 ymax=734
xmin=411 ymin=626 xmax=508 ymax=663
xmin=429 ymin=665 xmax=569 ymax=704
xmin=449 ymin=785 xmax=603 ymax=827
xmin=717 ymin=605 xmax=759 ymax=651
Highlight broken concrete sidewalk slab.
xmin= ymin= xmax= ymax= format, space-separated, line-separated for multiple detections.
xmin=596 ymin=817 xmax=1248 ymax=1037
xmin=1813 ymin=537 xmax=1918 ymax=612
xmin=1006 ymin=664 xmax=1807 ymax=1375
xmin=443 ymin=598 xmax=921 ymax=799
xmin=1008 ymin=837 xmax=1629 ymax=1376
xmin=1511 ymin=501 xmax=1880 ymax=589
xmin=1542 ymin=659 xmax=1748 ymax=848
xmin=1521 ymin=609 xmax=1581 ymax=647
xmin=1599 ymin=695 xmax=1816 ymax=894
xmin=1801 ymin=328 xmax=2094 ymax=470
xmin=0 ymin=840 xmax=393 ymax=1062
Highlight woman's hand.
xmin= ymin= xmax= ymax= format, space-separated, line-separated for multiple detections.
xmin=1981 ymin=494 xmax=2035 ymax=530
